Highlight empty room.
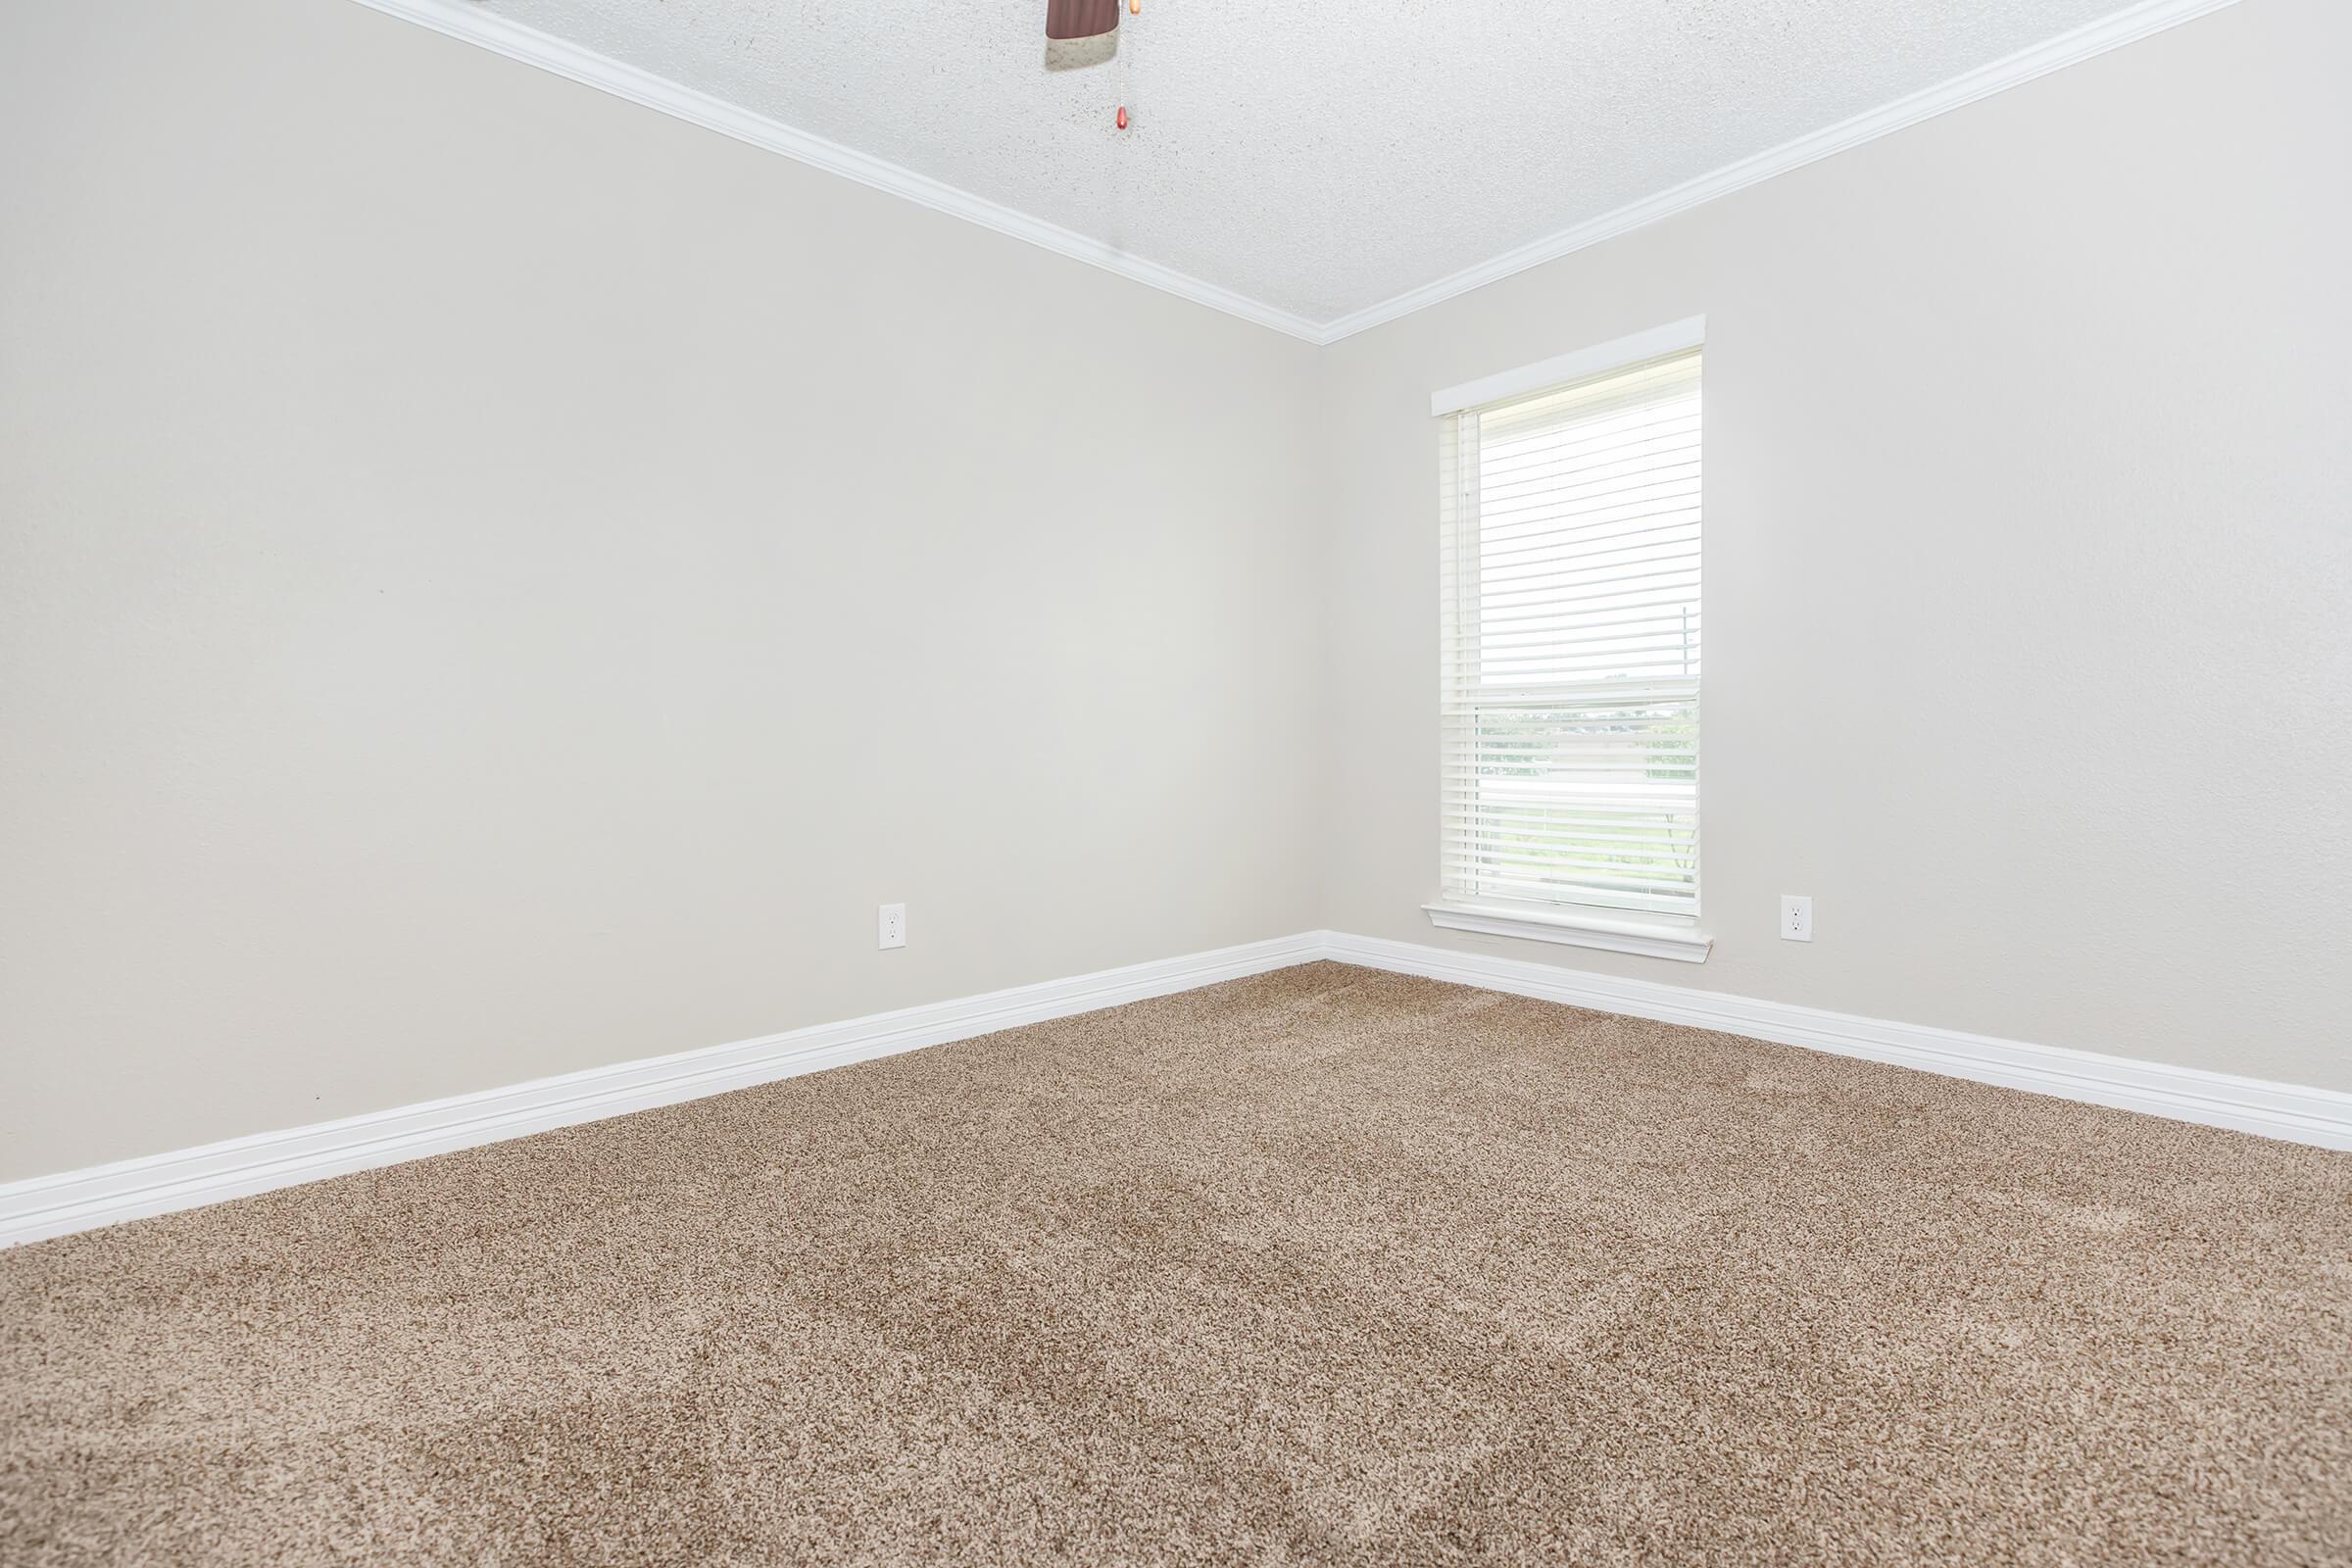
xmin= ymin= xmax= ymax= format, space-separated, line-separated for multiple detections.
xmin=3 ymin=0 xmax=2347 ymax=1561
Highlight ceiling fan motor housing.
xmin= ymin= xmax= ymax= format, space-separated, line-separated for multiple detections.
xmin=1046 ymin=0 xmax=1120 ymax=39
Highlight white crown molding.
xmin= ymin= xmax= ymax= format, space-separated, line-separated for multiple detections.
xmin=1313 ymin=0 xmax=2246 ymax=344
xmin=0 ymin=932 xmax=1321 ymax=1249
xmin=1319 ymin=932 xmax=2352 ymax=1152
xmin=343 ymin=0 xmax=1326 ymax=344
xmin=347 ymin=0 xmax=2239 ymax=349
xmin=9 ymin=923 xmax=2346 ymax=1249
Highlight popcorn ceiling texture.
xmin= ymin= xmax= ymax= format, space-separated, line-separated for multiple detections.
xmin=477 ymin=0 xmax=2135 ymax=321
xmin=6 ymin=963 xmax=2349 ymax=1564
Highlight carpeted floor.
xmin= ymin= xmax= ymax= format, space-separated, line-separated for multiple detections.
xmin=3 ymin=963 xmax=2349 ymax=1565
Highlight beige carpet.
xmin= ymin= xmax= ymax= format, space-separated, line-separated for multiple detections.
xmin=3 ymin=963 xmax=2348 ymax=1565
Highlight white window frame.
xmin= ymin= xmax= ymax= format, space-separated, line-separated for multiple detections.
xmin=1424 ymin=318 xmax=1713 ymax=963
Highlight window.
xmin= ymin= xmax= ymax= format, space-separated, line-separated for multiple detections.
xmin=1430 ymin=320 xmax=1707 ymax=959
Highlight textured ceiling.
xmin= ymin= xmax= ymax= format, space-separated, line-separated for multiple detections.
xmin=476 ymin=0 xmax=2143 ymax=325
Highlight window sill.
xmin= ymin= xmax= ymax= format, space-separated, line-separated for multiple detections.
xmin=1422 ymin=903 xmax=1714 ymax=964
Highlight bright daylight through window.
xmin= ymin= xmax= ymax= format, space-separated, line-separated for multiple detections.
xmin=1438 ymin=337 xmax=1702 ymax=929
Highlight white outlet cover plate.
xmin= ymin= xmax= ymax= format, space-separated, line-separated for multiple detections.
xmin=878 ymin=903 xmax=906 ymax=950
xmin=1780 ymin=895 xmax=1814 ymax=943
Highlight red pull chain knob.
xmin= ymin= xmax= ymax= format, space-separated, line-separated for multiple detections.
xmin=1116 ymin=106 xmax=1129 ymax=129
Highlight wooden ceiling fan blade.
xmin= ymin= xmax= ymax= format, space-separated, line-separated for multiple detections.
xmin=1046 ymin=0 xmax=1120 ymax=39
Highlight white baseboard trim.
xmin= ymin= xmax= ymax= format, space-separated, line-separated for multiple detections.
xmin=0 ymin=932 xmax=1321 ymax=1250
xmin=9 ymin=925 xmax=2344 ymax=1248
xmin=1316 ymin=932 xmax=2352 ymax=1152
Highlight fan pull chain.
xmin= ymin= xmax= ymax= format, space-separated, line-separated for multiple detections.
xmin=1117 ymin=0 xmax=1139 ymax=127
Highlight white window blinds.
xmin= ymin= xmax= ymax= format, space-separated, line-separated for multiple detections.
xmin=1439 ymin=342 xmax=1702 ymax=921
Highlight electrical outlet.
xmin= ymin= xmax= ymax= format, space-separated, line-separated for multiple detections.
xmin=877 ymin=903 xmax=906 ymax=951
xmin=1780 ymin=895 xmax=1813 ymax=943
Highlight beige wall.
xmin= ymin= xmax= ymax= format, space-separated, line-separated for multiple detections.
xmin=1318 ymin=0 xmax=2352 ymax=1090
xmin=6 ymin=0 xmax=2346 ymax=1187
xmin=0 ymin=0 xmax=1323 ymax=1180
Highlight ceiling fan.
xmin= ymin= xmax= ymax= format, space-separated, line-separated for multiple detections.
xmin=1047 ymin=0 xmax=1142 ymax=126
xmin=1045 ymin=0 xmax=1123 ymax=40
